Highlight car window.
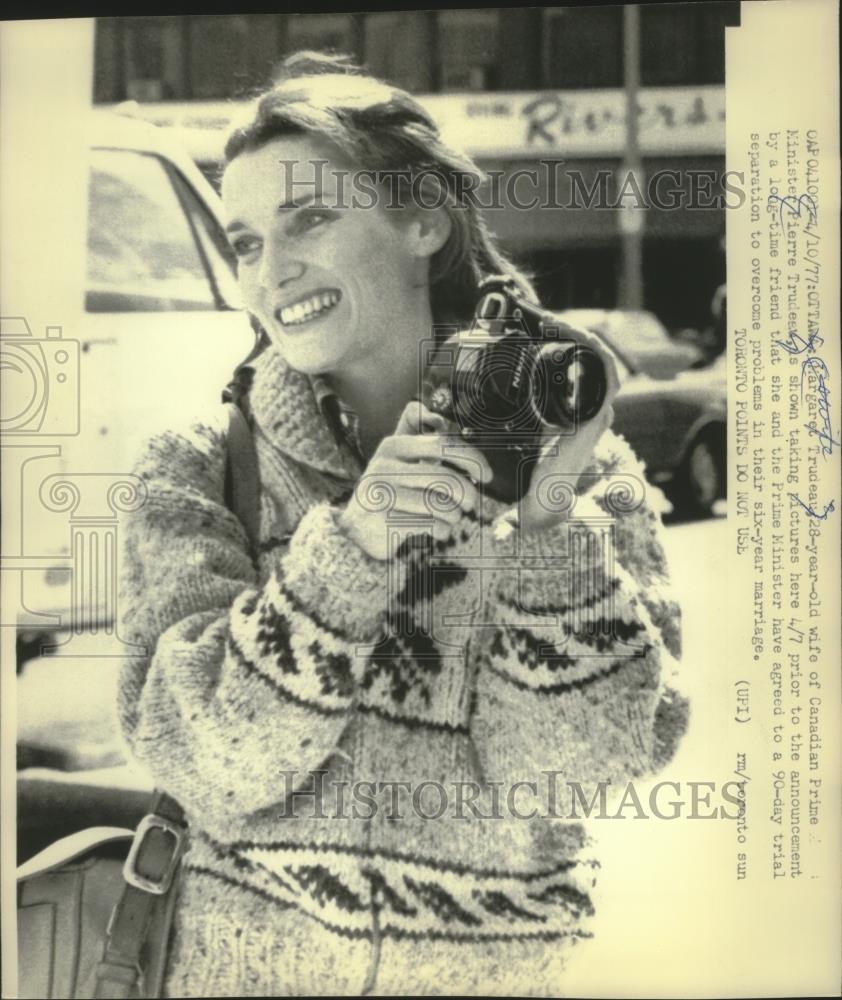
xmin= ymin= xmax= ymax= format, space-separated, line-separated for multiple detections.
xmin=86 ymin=148 xmax=217 ymax=312
xmin=170 ymin=170 xmax=243 ymax=310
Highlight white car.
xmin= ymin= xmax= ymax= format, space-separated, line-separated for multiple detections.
xmin=76 ymin=111 xmax=250 ymax=466
xmin=5 ymin=113 xmax=252 ymax=655
xmin=560 ymin=308 xmax=705 ymax=380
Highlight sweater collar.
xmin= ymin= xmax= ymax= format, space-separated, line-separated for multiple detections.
xmin=247 ymin=346 xmax=364 ymax=481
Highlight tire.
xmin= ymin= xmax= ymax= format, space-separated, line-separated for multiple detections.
xmin=667 ymin=429 xmax=725 ymax=517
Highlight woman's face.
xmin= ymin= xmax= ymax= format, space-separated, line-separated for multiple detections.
xmin=221 ymin=135 xmax=434 ymax=377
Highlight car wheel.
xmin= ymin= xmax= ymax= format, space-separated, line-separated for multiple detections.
xmin=668 ymin=430 xmax=725 ymax=517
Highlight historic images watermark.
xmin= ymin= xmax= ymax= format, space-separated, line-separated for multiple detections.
xmin=276 ymin=771 xmax=746 ymax=822
xmin=271 ymin=157 xmax=746 ymax=213
xmin=0 ymin=318 xmax=80 ymax=436
xmin=0 ymin=316 xmax=147 ymax=658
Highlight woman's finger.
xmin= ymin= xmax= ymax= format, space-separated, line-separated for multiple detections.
xmin=354 ymin=461 xmax=480 ymax=515
xmin=391 ymin=517 xmax=455 ymax=547
xmin=379 ymin=434 xmax=493 ymax=484
xmin=394 ymin=399 xmax=448 ymax=436
xmin=393 ymin=484 xmax=466 ymax=524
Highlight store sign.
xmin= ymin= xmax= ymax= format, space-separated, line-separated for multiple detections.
xmin=428 ymin=86 xmax=725 ymax=157
xmin=128 ymin=85 xmax=724 ymax=161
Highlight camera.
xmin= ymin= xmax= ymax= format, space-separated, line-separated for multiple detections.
xmin=420 ymin=276 xmax=607 ymax=504
xmin=0 ymin=318 xmax=80 ymax=435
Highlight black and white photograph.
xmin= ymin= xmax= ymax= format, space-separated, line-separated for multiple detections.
xmin=2 ymin=4 xmax=840 ymax=998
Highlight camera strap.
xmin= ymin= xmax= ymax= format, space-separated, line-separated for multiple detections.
xmin=223 ymin=400 xmax=261 ymax=559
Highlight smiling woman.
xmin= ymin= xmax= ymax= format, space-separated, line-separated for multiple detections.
xmin=117 ymin=51 xmax=688 ymax=997
xmin=221 ymin=134 xmax=446 ymax=402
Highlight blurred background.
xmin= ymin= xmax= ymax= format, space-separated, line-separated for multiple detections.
xmin=92 ymin=3 xmax=737 ymax=336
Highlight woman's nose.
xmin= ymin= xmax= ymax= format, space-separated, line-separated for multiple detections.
xmin=258 ymin=242 xmax=305 ymax=289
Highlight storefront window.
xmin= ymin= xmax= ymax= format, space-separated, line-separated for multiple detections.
xmin=640 ymin=4 xmax=699 ymax=86
xmin=284 ymin=13 xmax=356 ymax=59
xmin=94 ymin=8 xmax=738 ymax=106
xmin=93 ymin=18 xmax=122 ymax=103
xmin=188 ymin=16 xmax=250 ymax=100
xmin=696 ymin=2 xmax=738 ymax=84
xmin=364 ymin=12 xmax=433 ymax=93
xmin=642 ymin=2 xmax=737 ymax=86
xmin=437 ymin=10 xmax=500 ymax=91
xmin=122 ymin=17 xmax=183 ymax=102
xmin=542 ymin=7 xmax=623 ymax=90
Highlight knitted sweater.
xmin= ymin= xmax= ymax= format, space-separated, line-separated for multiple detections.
xmin=117 ymin=345 xmax=687 ymax=997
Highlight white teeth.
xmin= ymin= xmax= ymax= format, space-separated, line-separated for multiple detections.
xmin=279 ymin=291 xmax=340 ymax=327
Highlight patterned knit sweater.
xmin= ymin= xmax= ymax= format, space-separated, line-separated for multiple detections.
xmin=117 ymin=345 xmax=687 ymax=997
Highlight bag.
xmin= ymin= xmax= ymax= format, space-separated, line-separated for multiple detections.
xmin=16 ymin=401 xmax=261 ymax=999
xmin=17 ymin=800 xmax=185 ymax=1000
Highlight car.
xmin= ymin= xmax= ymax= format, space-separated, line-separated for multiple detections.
xmin=6 ymin=112 xmax=254 ymax=661
xmin=6 ymin=111 xmax=251 ymax=466
xmin=560 ymin=313 xmax=726 ymax=517
xmin=80 ymin=111 xmax=251 ymax=458
xmin=561 ymin=308 xmax=705 ymax=380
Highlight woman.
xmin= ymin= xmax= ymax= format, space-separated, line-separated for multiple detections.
xmin=118 ymin=52 xmax=687 ymax=997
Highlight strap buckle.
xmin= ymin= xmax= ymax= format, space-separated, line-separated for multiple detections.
xmin=94 ymin=959 xmax=144 ymax=998
xmin=122 ymin=813 xmax=185 ymax=895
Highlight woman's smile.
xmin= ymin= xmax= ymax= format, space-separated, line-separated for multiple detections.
xmin=276 ymin=288 xmax=342 ymax=329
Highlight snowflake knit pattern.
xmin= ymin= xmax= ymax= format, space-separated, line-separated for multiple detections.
xmin=117 ymin=344 xmax=688 ymax=997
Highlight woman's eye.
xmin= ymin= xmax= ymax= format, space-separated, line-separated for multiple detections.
xmin=295 ymin=209 xmax=334 ymax=233
xmin=231 ymin=235 xmax=261 ymax=258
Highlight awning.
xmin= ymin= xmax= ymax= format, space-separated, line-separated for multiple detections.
xmin=480 ymin=156 xmax=727 ymax=250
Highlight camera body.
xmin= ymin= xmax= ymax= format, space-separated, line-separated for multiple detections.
xmin=420 ymin=277 xmax=607 ymax=504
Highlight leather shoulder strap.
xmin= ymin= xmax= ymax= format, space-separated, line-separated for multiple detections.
xmin=93 ymin=789 xmax=186 ymax=998
xmin=70 ymin=400 xmax=266 ymax=999
xmin=223 ymin=400 xmax=261 ymax=556
xmin=92 ymin=397 xmax=261 ymax=998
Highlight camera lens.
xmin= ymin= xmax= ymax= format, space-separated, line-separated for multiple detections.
xmin=537 ymin=343 xmax=606 ymax=428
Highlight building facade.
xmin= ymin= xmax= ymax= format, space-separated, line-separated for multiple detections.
xmin=93 ymin=5 xmax=738 ymax=331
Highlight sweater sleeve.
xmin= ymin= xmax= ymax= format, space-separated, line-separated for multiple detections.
xmin=463 ymin=431 xmax=689 ymax=793
xmin=116 ymin=414 xmax=394 ymax=822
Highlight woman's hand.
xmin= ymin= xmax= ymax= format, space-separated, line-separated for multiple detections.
xmin=339 ymin=401 xmax=493 ymax=560
xmin=519 ymin=327 xmax=623 ymax=533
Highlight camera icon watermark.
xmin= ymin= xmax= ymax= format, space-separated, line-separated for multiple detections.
xmin=0 ymin=317 xmax=80 ymax=436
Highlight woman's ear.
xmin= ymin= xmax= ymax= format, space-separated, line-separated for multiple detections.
xmin=408 ymin=205 xmax=452 ymax=260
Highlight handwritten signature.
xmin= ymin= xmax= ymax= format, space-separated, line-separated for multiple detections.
xmin=801 ymin=355 xmax=840 ymax=457
xmin=768 ymin=192 xmax=818 ymax=230
xmin=789 ymin=493 xmax=835 ymax=520
xmin=775 ymin=329 xmax=823 ymax=356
